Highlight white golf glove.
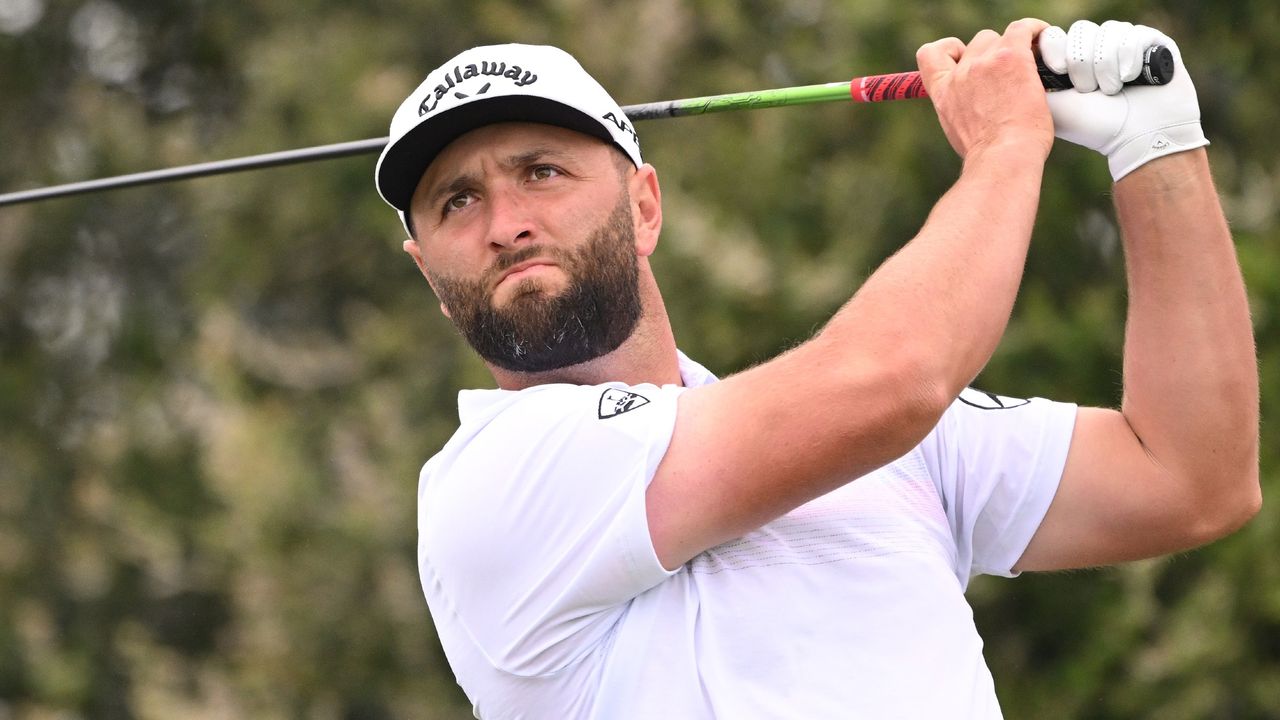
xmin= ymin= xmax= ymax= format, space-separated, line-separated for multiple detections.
xmin=1039 ymin=20 xmax=1208 ymax=181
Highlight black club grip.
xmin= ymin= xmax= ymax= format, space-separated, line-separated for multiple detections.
xmin=1037 ymin=45 xmax=1176 ymax=90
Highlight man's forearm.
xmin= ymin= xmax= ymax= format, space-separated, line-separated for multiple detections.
xmin=820 ymin=141 xmax=1045 ymax=404
xmin=1115 ymin=150 xmax=1260 ymax=520
xmin=720 ymin=141 xmax=1046 ymax=531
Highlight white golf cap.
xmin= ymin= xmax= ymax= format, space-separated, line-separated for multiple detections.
xmin=375 ymin=43 xmax=643 ymax=223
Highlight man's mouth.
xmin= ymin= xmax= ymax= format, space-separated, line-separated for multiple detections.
xmin=495 ymin=259 xmax=558 ymax=289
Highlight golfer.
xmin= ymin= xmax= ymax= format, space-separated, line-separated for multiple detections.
xmin=375 ymin=18 xmax=1259 ymax=719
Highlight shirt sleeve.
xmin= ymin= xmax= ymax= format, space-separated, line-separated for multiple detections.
xmin=418 ymin=382 xmax=682 ymax=677
xmin=918 ymin=388 xmax=1078 ymax=585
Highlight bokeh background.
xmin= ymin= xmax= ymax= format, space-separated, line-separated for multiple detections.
xmin=2 ymin=0 xmax=1277 ymax=718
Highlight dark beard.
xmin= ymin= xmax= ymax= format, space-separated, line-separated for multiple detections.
xmin=428 ymin=194 xmax=642 ymax=373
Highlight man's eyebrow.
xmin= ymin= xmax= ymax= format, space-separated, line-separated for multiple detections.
xmin=499 ymin=146 xmax=575 ymax=170
xmin=427 ymin=173 xmax=480 ymax=208
xmin=426 ymin=146 xmax=579 ymax=208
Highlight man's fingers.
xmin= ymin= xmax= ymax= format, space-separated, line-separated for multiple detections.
xmin=966 ymin=28 xmax=1001 ymax=53
xmin=918 ymin=36 xmax=965 ymax=66
xmin=919 ymin=19 xmax=1049 ymax=98
xmin=1121 ymin=24 xmax=1171 ymax=79
xmin=1046 ymin=20 xmax=1174 ymax=96
xmin=1039 ymin=26 xmax=1068 ymax=74
xmin=916 ymin=36 xmax=965 ymax=91
xmin=1094 ymin=21 xmax=1133 ymax=94
xmin=1067 ymin=20 xmax=1101 ymax=92
xmin=1002 ymin=17 xmax=1051 ymax=50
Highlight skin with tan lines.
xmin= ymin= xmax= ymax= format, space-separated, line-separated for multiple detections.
xmin=403 ymin=19 xmax=1258 ymax=573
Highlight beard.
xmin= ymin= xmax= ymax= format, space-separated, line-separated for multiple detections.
xmin=427 ymin=193 xmax=643 ymax=373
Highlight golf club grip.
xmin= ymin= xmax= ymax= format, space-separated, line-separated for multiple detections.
xmin=850 ymin=45 xmax=1174 ymax=102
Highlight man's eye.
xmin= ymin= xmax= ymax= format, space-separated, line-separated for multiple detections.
xmin=444 ymin=193 xmax=474 ymax=214
xmin=530 ymin=165 xmax=560 ymax=181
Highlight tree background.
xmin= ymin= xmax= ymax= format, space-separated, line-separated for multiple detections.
xmin=1 ymin=0 xmax=1277 ymax=717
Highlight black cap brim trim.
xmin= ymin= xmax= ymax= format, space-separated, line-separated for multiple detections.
xmin=376 ymin=95 xmax=617 ymax=212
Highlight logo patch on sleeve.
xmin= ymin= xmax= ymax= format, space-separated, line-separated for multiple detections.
xmin=598 ymin=389 xmax=650 ymax=419
xmin=958 ymin=387 xmax=1031 ymax=410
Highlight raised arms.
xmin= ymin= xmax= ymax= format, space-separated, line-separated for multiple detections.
xmin=646 ymin=20 xmax=1055 ymax=569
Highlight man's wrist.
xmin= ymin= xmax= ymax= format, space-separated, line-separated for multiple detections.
xmin=1108 ymin=123 xmax=1210 ymax=181
xmin=1114 ymin=147 xmax=1212 ymax=196
xmin=963 ymin=136 xmax=1051 ymax=174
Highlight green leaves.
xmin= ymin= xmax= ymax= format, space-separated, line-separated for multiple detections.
xmin=2 ymin=1 xmax=1278 ymax=716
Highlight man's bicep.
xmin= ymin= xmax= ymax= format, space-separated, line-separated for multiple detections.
xmin=645 ymin=383 xmax=748 ymax=571
xmin=1014 ymin=406 xmax=1206 ymax=572
xmin=646 ymin=357 xmax=943 ymax=570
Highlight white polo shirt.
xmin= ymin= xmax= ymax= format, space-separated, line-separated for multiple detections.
xmin=417 ymin=352 xmax=1076 ymax=719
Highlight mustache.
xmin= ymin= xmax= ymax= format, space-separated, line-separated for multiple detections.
xmin=485 ymin=245 xmax=566 ymax=283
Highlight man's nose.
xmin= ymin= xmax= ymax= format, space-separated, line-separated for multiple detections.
xmin=485 ymin=188 xmax=537 ymax=250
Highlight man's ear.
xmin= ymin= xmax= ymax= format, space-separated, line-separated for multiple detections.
xmin=402 ymin=239 xmax=452 ymax=318
xmin=403 ymin=238 xmax=428 ymax=277
xmin=628 ymin=164 xmax=663 ymax=257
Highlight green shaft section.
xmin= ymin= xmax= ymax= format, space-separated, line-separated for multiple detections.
xmin=623 ymin=82 xmax=852 ymax=121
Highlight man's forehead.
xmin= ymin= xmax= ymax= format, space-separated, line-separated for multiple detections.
xmin=439 ymin=123 xmax=601 ymax=168
xmin=414 ymin=123 xmax=606 ymax=197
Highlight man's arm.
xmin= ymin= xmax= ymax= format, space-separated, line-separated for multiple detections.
xmin=646 ymin=20 xmax=1055 ymax=570
xmin=1016 ymin=149 xmax=1260 ymax=571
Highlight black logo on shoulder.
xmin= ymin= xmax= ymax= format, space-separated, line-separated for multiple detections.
xmin=598 ymin=389 xmax=650 ymax=419
xmin=958 ymin=387 xmax=1031 ymax=410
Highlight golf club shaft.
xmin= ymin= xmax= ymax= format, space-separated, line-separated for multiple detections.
xmin=0 ymin=84 xmax=859 ymax=207
xmin=0 ymin=47 xmax=1172 ymax=207
xmin=0 ymin=138 xmax=388 ymax=208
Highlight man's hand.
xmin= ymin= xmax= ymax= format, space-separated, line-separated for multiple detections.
xmin=916 ymin=18 xmax=1054 ymax=160
xmin=1040 ymin=20 xmax=1209 ymax=180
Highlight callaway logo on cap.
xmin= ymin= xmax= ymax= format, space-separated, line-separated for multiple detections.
xmin=375 ymin=43 xmax=644 ymax=229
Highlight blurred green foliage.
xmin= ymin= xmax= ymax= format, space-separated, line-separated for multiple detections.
xmin=1 ymin=0 xmax=1278 ymax=717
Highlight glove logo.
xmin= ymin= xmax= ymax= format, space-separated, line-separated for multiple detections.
xmin=598 ymin=389 xmax=650 ymax=419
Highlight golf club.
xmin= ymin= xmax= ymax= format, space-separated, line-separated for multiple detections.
xmin=0 ymin=47 xmax=1172 ymax=208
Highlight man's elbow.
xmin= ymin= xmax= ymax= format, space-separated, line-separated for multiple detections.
xmin=1188 ymin=465 xmax=1262 ymax=545
xmin=1222 ymin=467 xmax=1263 ymax=535
xmin=879 ymin=354 xmax=956 ymax=451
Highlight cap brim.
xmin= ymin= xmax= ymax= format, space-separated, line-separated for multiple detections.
xmin=376 ymin=95 xmax=617 ymax=212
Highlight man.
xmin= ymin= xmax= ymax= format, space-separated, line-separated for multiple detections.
xmin=375 ymin=18 xmax=1259 ymax=719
